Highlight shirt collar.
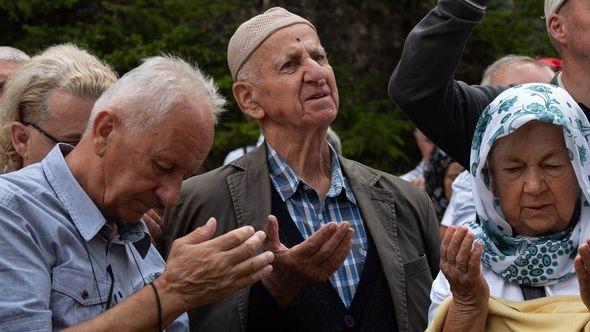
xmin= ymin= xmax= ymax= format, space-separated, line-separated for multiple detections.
xmin=42 ymin=145 xmax=150 ymax=255
xmin=266 ymin=143 xmax=356 ymax=204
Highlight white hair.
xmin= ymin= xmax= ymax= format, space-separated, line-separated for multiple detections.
xmin=0 ymin=46 xmax=30 ymax=62
xmin=88 ymin=55 xmax=226 ymax=136
xmin=480 ymin=55 xmax=551 ymax=85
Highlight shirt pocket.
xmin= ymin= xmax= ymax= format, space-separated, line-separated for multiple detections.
xmin=403 ymin=254 xmax=433 ymax=329
xmin=50 ymin=266 xmax=109 ymax=329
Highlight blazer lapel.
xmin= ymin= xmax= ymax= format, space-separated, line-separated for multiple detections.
xmin=340 ymin=157 xmax=409 ymax=332
xmin=226 ymin=145 xmax=272 ymax=231
xmin=226 ymin=145 xmax=273 ymax=331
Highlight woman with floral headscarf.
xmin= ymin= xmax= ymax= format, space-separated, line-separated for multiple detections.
xmin=427 ymin=83 xmax=590 ymax=331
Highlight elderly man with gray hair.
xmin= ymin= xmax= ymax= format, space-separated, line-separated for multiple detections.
xmin=0 ymin=46 xmax=29 ymax=99
xmin=163 ymin=7 xmax=439 ymax=332
xmin=0 ymin=55 xmax=275 ymax=331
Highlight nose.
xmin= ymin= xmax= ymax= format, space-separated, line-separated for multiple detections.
xmin=522 ymin=166 xmax=547 ymax=195
xmin=303 ymin=58 xmax=327 ymax=86
xmin=154 ymin=177 xmax=182 ymax=206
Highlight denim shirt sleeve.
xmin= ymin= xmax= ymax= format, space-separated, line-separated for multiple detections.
xmin=0 ymin=199 xmax=52 ymax=331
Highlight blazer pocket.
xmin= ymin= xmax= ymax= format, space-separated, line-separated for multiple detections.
xmin=403 ymin=253 xmax=430 ymax=278
xmin=404 ymin=254 xmax=433 ymax=330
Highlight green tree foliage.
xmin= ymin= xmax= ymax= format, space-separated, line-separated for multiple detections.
xmin=0 ymin=0 xmax=558 ymax=174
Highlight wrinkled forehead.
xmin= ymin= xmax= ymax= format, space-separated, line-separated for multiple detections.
xmin=488 ymin=121 xmax=566 ymax=162
xmin=255 ymin=24 xmax=322 ymax=59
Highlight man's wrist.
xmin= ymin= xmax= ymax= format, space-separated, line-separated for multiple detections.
xmin=261 ymin=277 xmax=300 ymax=309
xmin=153 ymin=276 xmax=190 ymax=325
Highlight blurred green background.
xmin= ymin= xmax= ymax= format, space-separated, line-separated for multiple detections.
xmin=0 ymin=0 xmax=558 ymax=174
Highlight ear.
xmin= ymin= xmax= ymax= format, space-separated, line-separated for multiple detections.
xmin=10 ymin=122 xmax=30 ymax=159
xmin=91 ymin=108 xmax=118 ymax=157
xmin=232 ymin=82 xmax=265 ymax=119
xmin=547 ymin=13 xmax=567 ymax=47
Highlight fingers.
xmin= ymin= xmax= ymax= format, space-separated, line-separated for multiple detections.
xmin=579 ymin=241 xmax=590 ymax=273
xmin=455 ymin=231 xmax=475 ymax=274
xmin=446 ymin=226 xmax=468 ymax=264
xmin=440 ymin=226 xmax=455 ymax=264
xmin=207 ymin=224 xmax=257 ymax=251
xmin=231 ymin=250 xmax=275 ymax=280
xmin=310 ymin=222 xmax=351 ymax=263
xmin=468 ymin=241 xmax=483 ymax=278
xmin=177 ymin=218 xmax=217 ymax=245
xmin=234 ymin=265 xmax=274 ymax=290
xmin=296 ymin=222 xmax=339 ymax=257
xmin=224 ymin=231 xmax=267 ymax=264
xmin=322 ymin=228 xmax=354 ymax=271
xmin=264 ymin=215 xmax=282 ymax=251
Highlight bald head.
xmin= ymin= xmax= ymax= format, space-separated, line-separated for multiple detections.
xmin=481 ymin=55 xmax=555 ymax=86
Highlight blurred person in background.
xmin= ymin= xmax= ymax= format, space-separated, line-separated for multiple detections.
xmin=0 ymin=46 xmax=29 ymax=101
xmin=401 ymin=128 xmax=434 ymax=188
xmin=0 ymin=44 xmax=116 ymax=174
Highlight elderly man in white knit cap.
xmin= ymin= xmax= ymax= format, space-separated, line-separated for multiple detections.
xmin=163 ymin=7 xmax=439 ymax=332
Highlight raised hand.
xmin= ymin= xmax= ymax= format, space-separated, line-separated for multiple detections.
xmin=440 ymin=225 xmax=489 ymax=307
xmin=159 ymin=217 xmax=275 ymax=310
xmin=261 ymin=215 xmax=354 ymax=308
xmin=574 ymin=239 xmax=590 ymax=310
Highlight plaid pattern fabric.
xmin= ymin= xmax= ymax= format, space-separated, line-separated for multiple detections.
xmin=267 ymin=144 xmax=368 ymax=307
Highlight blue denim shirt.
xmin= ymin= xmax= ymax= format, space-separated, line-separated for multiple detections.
xmin=0 ymin=145 xmax=188 ymax=331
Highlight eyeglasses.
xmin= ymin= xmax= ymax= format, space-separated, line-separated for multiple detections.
xmin=23 ymin=121 xmax=80 ymax=147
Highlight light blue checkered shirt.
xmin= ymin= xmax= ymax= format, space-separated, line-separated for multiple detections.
xmin=266 ymin=144 xmax=368 ymax=307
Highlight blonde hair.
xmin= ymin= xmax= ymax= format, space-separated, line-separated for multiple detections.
xmin=0 ymin=43 xmax=117 ymax=173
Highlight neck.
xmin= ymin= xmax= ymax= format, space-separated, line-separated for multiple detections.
xmin=66 ymin=141 xmax=113 ymax=228
xmin=264 ymin=125 xmax=332 ymax=197
xmin=561 ymin=55 xmax=590 ymax=107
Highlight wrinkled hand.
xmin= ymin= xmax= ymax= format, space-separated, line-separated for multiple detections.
xmin=441 ymin=226 xmax=489 ymax=308
xmin=144 ymin=208 xmax=164 ymax=250
xmin=160 ymin=218 xmax=274 ymax=311
xmin=574 ymin=239 xmax=590 ymax=310
xmin=261 ymin=215 xmax=354 ymax=308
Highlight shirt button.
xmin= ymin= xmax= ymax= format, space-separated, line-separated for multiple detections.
xmin=344 ymin=314 xmax=355 ymax=328
xmin=81 ymin=290 xmax=89 ymax=300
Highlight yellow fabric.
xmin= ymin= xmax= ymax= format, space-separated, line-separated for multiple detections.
xmin=426 ymin=296 xmax=590 ymax=332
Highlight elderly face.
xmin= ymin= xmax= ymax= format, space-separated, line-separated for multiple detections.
xmin=250 ymin=24 xmax=339 ymax=131
xmin=489 ymin=121 xmax=580 ymax=236
xmin=553 ymin=0 xmax=590 ymax=60
xmin=20 ymin=89 xmax=93 ymax=166
xmin=0 ymin=60 xmax=22 ymax=100
xmin=98 ymin=100 xmax=214 ymax=223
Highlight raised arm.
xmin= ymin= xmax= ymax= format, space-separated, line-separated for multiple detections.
xmin=388 ymin=0 xmax=504 ymax=168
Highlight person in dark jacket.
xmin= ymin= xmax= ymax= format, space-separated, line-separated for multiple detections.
xmin=389 ymin=0 xmax=590 ymax=169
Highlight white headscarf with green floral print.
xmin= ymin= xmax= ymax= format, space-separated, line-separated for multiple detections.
xmin=465 ymin=83 xmax=590 ymax=287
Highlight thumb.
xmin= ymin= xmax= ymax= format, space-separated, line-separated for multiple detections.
xmin=264 ymin=215 xmax=281 ymax=251
xmin=181 ymin=217 xmax=217 ymax=245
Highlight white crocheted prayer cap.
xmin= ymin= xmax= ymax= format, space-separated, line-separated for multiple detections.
xmin=227 ymin=7 xmax=315 ymax=81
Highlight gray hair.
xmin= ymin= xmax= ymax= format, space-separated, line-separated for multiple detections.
xmin=480 ymin=55 xmax=550 ymax=85
xmin=0 ymin=47 xmax=30 ymax=62
xmin=88 ymin=55 xmax=226 ymax=136
xmin=0 ymin=43 xmax=117 ymax=173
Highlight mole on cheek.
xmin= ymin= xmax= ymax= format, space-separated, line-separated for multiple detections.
xmin=296 ymin=37 xmax=301 ymax=42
